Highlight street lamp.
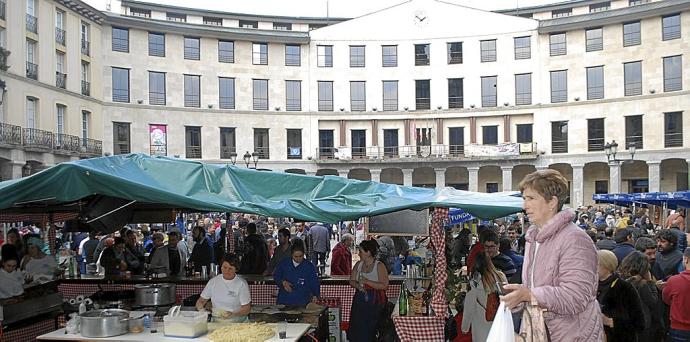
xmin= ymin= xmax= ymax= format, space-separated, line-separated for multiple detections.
xmin=604 ymin=140 xmax=636 ymax=164
xmin=243 ymin=151 xmax=259 ymax=168
xmin=229 ymin=152 xmax=237 ymax=165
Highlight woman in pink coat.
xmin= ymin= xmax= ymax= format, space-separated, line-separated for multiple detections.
xmin=502 ymin=169 xmax=604 ymax=341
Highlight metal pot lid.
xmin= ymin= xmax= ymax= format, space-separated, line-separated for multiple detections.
xmin=80 ymin=309 xmax=130 ymax=318
xmin=134 ymin=283 xmax=175 ymax=289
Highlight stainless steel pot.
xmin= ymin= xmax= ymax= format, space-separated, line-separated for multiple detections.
xmin=79 ymin=309 xmax=130 ymax=338
xmin=134 ymin=283 xmax=176 ymax=306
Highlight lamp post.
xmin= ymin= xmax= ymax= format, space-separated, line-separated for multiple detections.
xmin=229 ymin=152 xmax=237 ymax=165
xmin=242 ymin=151 xmax=259 ymax=168
xmin=604 ymin=140 xmax=636 ymax=164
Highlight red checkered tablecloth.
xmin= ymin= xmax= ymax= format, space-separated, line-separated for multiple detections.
xmin=392 ymin=315 xmax=446 ymax=342
xmin=2 ymin=316 xmax=57 ymax=342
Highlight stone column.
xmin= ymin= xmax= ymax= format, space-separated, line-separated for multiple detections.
xmin=434 ymin=168 xmax=446 ymax=190
xmin=572 ymin=164 xmax=584 ymax=208
xmin=338 ymin=170 xmax=349 ymax=179
xmin=609 ymin=163 xmax=621 ymax=194
xmin=501 ymin=166 xmax=513 ymax=192
xmin=468 ymin=167 xmax=480 ymax=192
xmin=2 ymin=162 xmax=25 ymax=180
xmin=370 ymin=169 xmax=382 ymax=183
xmin=402 ymin=169 xmax=414 ymax=187
xmin=647 ymin=161 xmax=661 ymax=192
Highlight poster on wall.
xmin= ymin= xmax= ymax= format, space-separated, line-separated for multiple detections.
xmin=149 ymin=124 xmax=167 ymax=156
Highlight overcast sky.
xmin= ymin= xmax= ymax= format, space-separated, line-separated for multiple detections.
xmin=88 ymin=0 xmax=564 ymax=18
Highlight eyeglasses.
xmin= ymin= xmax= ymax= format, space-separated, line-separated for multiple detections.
xmin=484 ymin=244 xmax=498 ymax=250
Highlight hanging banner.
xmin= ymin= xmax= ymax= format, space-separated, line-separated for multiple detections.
xmin=149 ymin=124 xmax=167 ymax=156
xmin=465 ymin=143 xmax=520 ymax=157
xmin=448 ymin=208 xmax=475 ymax=226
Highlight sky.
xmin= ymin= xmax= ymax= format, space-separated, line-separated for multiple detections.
xmin=86 ymin=0 xmax=567 ymax=18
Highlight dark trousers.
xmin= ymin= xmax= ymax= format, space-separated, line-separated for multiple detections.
xmin=668 ymin=328 xmax=690 ymax=342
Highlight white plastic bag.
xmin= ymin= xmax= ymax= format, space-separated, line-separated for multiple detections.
xmin=486 ymin=301 xmax=514 ymax=342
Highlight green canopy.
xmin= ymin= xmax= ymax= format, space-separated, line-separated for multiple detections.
xmin=0 ymin=154 xmax=522 ymax=223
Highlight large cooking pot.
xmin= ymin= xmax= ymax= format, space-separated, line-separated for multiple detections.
xmin=134 ymin=283 xmax=176 ymax=306
xmin=79 ymin=309 xmax=130 ymax=338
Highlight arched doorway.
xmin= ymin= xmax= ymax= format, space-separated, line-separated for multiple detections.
xmin=381 ymin=168 xmax=402 ymax=185
xmin=349 ymin=168 xmax=371 ymax=181
xmin=660 ymin=158 xmax=688 ymax=191
xmin=478 ymin=165 xmax=501 ymax=193
xmin=511 ymin=165 xmax=536 ymax=190
xmin=583 ymin=162 xmax=609 ymax=205
xmin=446 ymin=166 xmax=468 ymax=190
xmin=412 ymin=167 xmax=435 ymax=188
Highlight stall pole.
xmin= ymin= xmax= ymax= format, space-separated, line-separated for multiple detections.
xmin=429 ymin=207 xmax=448 ymax=318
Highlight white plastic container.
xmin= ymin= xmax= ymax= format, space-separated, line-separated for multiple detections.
xmin=163 ymin=311 xmax=208 ymax=338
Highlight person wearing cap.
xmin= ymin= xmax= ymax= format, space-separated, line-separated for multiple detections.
xmin=20 ymin=237 xmax=57 ymax=280
xmin=662 ymin=248 xmax=690 ymax=341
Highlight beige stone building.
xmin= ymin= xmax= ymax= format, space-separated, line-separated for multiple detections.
xmin=1 ymin=0 xmax=689 ymax=207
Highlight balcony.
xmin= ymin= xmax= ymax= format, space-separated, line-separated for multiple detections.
xmin=0 ymin=123 xmax=22 ymax=146
xmin=254 ymin=147 xmax=269 ymax=159
xmin=54 ymin=133 xmax=81 ymax=154
xmin=220 ymin=146 xmax=236 ymax=160
xmin=186 ymin=146 xmax=201 ymax=159
xmin=56 ymin=72 xmax=66 ymax=89
xmin=286 ymin=146 xmax=302 ymax=159
xmin=81 ymin=40 xmax=90 ymax=56
xmin=316 ymin=143 xmax=536 ymax=161
xmin=55 ymin=28 xmax=66 ymax=45
xmin=26 ymin=14 xmax=37 ymax=33
xmin=26 ymin=62 xmax=38 ymax=80
xmin=23 ymin=128 xmax=54 ymax=150
xmin=81 ymin=80 xmax=90 ymax=96
xmin=80 ymin=138 xmax=102 ymax=156
xmin=665 ymin=133 xmax=683 ymax=148
xmin=0 ymin=1 xmax=6 ymax=21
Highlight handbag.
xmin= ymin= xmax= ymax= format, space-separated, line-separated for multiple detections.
xmin=486 ymin=301 xmax=514 ymax=341
xmin=444 ymin=307 xmax=458 ymax=340
xmin=516 ymin=298 xmax=551 ymax=342
xmin=477 ymin=291 xmax=500 ymax=321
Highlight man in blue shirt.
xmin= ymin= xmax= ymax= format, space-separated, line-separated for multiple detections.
xmin=273 ymin=240 xmax=320 ymax=307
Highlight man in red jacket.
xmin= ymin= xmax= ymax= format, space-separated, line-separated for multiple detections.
xmin=330 ymin=234 xmax=354 ymax=275
xmin=663 ymin=247 xmax=690 ymax=341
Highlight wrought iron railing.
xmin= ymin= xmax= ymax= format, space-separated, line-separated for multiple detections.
xmin=186 ymin=146 xmax=201 ymax=159
xmin=26 ymin=62 xmax=38 ymax=80
xmin=56 ymin=72 xmax=66 ymax=88
xmin=220 ymin=146 xmax=236 ymax=160
xmin=26 ymin=14 xmax=37 ymax=33
xmin=23 ymin=128 xmax=54 ymax=149
xmin=81 ymin=138 xmax=102 ymax=155
xmin=588 ymin=138 xmax=605 ymax=152
xmin=316 ymin=147 xmax=335 ymax=159
xmin=0 ymin=122 xmax=21 ymax=145
xmin=81 ymin=80 xmax=90 ymax=96
xmin=254 ymin=147 xmax=269 ymax=159
xmin=552 ymin=140 xmax=568 ymax=153
xmin=665 ymin=133 xmax=683 ymax=148
xmin=55 ymin=28 xmax=66 ymax=45
xmin=55 ymin=133 xmax=81 ymax=153
xmin=81 ymin=40 xmax=90 ymax=56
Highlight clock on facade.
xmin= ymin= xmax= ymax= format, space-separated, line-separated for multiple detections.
xmin=413 ymin=9 xmax=429 ymax=27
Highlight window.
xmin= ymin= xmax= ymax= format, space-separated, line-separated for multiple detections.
xmin=254 ymin=128 xmax=269 ymax=159
xmin=184 ymin=37 xmax=200 ymax=60
xmin=515 ymin=73 xmax=532 ymax=105
xmin=382 ymin=81 xmax=398 ymax=111
xmin=550 ymin=33 xmax=566 ymax=56
xmin=350 ymin=81 xmax=366 ymax=111
xmin=285 ymin=80 xmax=301 ymax=111
xmin=319 ymin=130 xmax=334 ymax=159
xmin=220 ymin=127 xmax=236 ymax=159
xmin=55 ymin=10 xmax=65 ymax=45
xmin=81 ymin=111 xmax=89 ymax=141
xmin=382 ymin=45 xmax=397 ymax=67
xmin=586 ymin=28 xmax=603 ymax=52
xmin=589 ymin=2 xmax=610 ymax=12
xmin=318 ymin=81 xmax=333 ymax=111
xmin=550 ymin=70 xmax=567 ymax=103
xmin=595 ymin=180 xmax=608 ymax=194
xmin=486 ymin=183 xmax=499 ymax=193
xmin=629 ymin=0 xmax=649 ymax=5
xmin=552 ymin=8 xmax=572 ymax=18
xmin=273 ymin=22 xmax=292 ymax=31
xmin=252 ymin=43 xmax=268 ymax=65
xmin=129 ymin=8 xmax=150 ymax=18
xmin=480 ymin=40 xmax=496 ymax=62
xmin=663 ymin=55 xmax=682 ymax=92
xmin=517 ymin=124 xmax=533 ymax=143
xmin=448 ymin=78 xmax=464 ymax=109
xmin=586 ymin=66 xmax=604 ymax=100
xmin=449 ymin=127 xmax=464 ymax=156
xmin=623 ymin=21 xmax=641 ymax=46
xmin=483 ymin=126 xmax=498 ymax=145
xmin=81 ymin=22 xmax=90 ymax=56
xmin=514 ymin=36 xmax=530 ymax=59
xmin=26 ymin=97 xmax=36 ymax=129
xmin=55 ymin=51 xmax=66 ymax=88
xmin=447 ymin=42 xmax=462 ymax=64
xmin=552 ymin=121 xmax=568 ymax=153
xmin=219 ymin=77 xmax=235 ymax=109
xmin=253 ymin=79 xmax=268 ymax=110
xmin=587 ymin=118 xmax=605 ymax=151
xmin=218 ymin=41 xmax=234 ymax=63
xmin=317 ymin=45 xmax=333 ymax=67
xmin=185 ymin=126 xmax=202 ymax=158
xmin=286 ymin=129 xmax=302 ymax=159
xmin=624 ymin=61 xmax=642 ymax=96
xmin=81 ymin=61 xmax=90 ymax=96
xmin=56 ymin=104 xmax=65 ymax=137
xmin=662 ymin=14 xmax=681 ymax=40
xmin=351 ymin=130 xmax=366 ymax=158
xmin=26 ymin=0 xmax=37 ymax=33
xmin=184 ymin=74 xmax=200 ymax=108
xmin=383 ymin=129 xmax=399 ymax=157
xmin=414 ymin=44 xmax=430 ymax=66
xmin=112 ymin=27 xmax=129 ymax=52
xmin=415 ymin=80 xmax=430 ymax=110
xmin=350 ymin=46 xmax=365 ymax=67
xmin=148 ymin=33 xmax=165 ymax=57
xmin=26 ymin=39 xmax=37 ymax=80
xmin=203 ymin=16 xmax=222 ymax=26
xmin=111 ymin=67 xmax=130 ymax=103
xmin=239 ymin=20 xmax=258 ymax=29
xmin=285 ymin=45 xmax=300 ymax=66
xmin=624 ymin=115 xmax=643 ymax=150
xmin=481 ymin=76 xmax=497 ymax=107
xmin=148 ymin=71 xmax=166 ymax=105
xmin=665 ymin=112 xmax=683 ymax=147
xmin=113 ymin=122 xmax=131 ymax=155
xmin=166 ymin=13 xmax=186 ymax=22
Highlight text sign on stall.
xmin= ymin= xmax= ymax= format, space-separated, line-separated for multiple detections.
xmin=368 ymin=209 xmax=429 ymax=236
xmin=448 ymin=208 xmax=475 ymax=226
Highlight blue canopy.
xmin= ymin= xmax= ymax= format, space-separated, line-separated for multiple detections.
xmin=634 ymin=191 xmax=690 ymax=210
xmin=592 ymin=193 xmax=636 ymax=206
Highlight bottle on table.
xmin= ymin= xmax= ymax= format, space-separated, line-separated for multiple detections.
xmin=398 ymin=284 xmax=408 ymax=316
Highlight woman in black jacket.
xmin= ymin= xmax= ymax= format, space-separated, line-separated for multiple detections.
xmin=618 ymin=251 xmax=666 ymax=342
xmin=596 ymin=250 xmax=646 ymax=342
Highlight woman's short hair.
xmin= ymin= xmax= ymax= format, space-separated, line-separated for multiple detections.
xmin=618 ymin=251 xmax=650 ymax=280
xmin=291 ymin=238 xmax=306 ymax=254
xmin=597 ymin=250 xmax=618 ymax=274
xmin=220 ymin=253 xmax=241 ymax=270
xmin=341 ymin=233 xmax=355 ymax=244
xmin=518 ymin=169 xmax=570 ymax=211
xmin=358 ymin=239 xmax=378 ymax=257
